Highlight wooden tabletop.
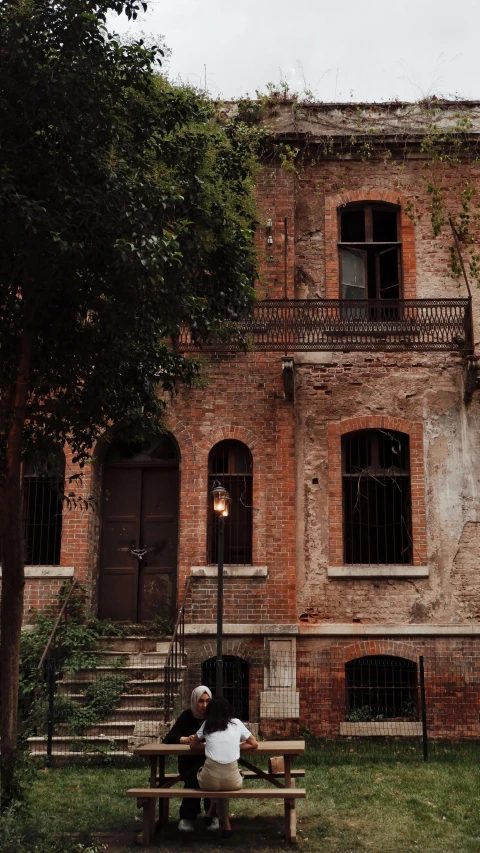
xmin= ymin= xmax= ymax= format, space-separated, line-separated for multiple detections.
xmin=133 ymin=739 xmax=305 ymax=757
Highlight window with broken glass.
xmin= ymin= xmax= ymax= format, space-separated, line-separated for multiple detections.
xmin=339 ymin=203 xmax=402 ymax=317
xmin=342 ymin=429 xmax=412 ymax=565
xmin=207 ymin=440 xmax=253 ymax=565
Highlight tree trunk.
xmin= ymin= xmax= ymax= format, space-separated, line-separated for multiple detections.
xmin=0 ymin=482 xmax=25 ymax=801
xmin=0 ymin=329 xmax=32 ymax=802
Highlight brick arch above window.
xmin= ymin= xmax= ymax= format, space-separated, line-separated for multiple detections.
xmin=324 ymin=190 xmax=416 ymax=300
xmin=331 ymin=639 xmax=421 ymax=664
xmin=327 ymin=416 xmax=427 ymax=567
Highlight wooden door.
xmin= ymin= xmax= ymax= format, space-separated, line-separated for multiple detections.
xmin=138 ymin=466 xmax=178 ymax=622
xmin=99 ymin=438 xmax=179 ymax=623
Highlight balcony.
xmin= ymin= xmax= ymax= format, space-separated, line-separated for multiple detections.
xmin=178 ymin=298 xmax=473 ymax=353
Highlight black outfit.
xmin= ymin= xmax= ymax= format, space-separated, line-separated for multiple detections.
xmin=163 ymin=709 xmax=210 ymax=820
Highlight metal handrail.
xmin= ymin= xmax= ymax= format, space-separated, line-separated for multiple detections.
xmin=36 ymin=580 xmax=77 ymax=678
xmin=33 ymin=580 xmax=77 ymax=765
xmin=163 ymin=576 xmax=193 ymax=722
xmin=177 ymin=297 xmax=472 ymax=353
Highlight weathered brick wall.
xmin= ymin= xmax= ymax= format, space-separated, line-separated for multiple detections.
xmin=169 ymin=353 xmax=297 ymax=623
xmin=296 ymin=636 xmax=480 ymax=739
xmin=295 ymin=350 xmax=480 ymax=623
xmin=290 ymin=139 xmax=480 ymax=627
xmin=8 ymin=104 xmax=480 ymax=640
xmin=22 ymin=578 xmax=65 ymax=620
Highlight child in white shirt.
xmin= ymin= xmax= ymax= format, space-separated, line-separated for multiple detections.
xmin=190 ymin=695 xmax=258 ymax=837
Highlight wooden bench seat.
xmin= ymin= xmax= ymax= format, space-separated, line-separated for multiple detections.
xmin=157 ymin=769 xmax=305 ymax=782
xmin=127 ymin=787 xmax=306 ymax=845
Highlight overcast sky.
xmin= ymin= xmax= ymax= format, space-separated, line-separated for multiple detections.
xmin=109 ymin=0 xmax=479 ymax=103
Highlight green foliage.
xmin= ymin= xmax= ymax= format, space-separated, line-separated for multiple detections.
xmin=18 ymin=586 xmax=170 ymax=732
xmin=346 ymin=706 xmax=384 ymax=723
xmin=31 ymin=675 xmax=127 ymax=736
xmin=0 ymin=0 xmax=261 ymax=469
xmin=0 ymin=800 xmax=102 ymax=853
xmin=10 ymin=750 xmax=480 ymax=852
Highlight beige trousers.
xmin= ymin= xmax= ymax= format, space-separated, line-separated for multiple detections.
xmin=197 ymin=757 xmax=243 ymax=819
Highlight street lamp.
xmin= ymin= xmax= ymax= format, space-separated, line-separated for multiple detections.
xmin=211 ymin=483 xmax=230 ymax=697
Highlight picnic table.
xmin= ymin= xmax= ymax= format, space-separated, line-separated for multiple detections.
xmin=129 ymin=739 xmax=306 ymax=844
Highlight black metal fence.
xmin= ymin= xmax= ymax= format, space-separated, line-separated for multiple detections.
xmin=18 ymin=645 xmax=480 ymax=766
xmin=177 ymin=298 xmax=472 ymax=353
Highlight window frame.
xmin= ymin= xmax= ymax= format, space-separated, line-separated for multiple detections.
xmin=338 ymin=202 xmax=403 ymax=301
xmin=21 ymin=455 xmax=65 ymax=566
xmin=345 ymin=655 xmax=419 ymax=722
xmin=207 ymin=439 xmax=253 ymax=566
xmin=341 ymin=428 xmax=413 ymax=566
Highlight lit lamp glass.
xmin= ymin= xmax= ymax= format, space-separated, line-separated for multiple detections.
xmin=222 ymin=496 xmax=231 ymax=518
xmin=212 ymin=484 xmax=228 ymax=514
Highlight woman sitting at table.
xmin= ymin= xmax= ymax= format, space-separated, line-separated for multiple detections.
xmin=163 ymin=685 xmax=215 ymax=832
xmin=190 ymin=695 xmax=258 ymax=838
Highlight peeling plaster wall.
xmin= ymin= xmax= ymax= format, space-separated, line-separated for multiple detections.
xmin=296 ymin=351 xmax=480 ymax=625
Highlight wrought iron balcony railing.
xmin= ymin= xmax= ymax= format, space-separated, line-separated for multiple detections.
xmin=178 ymin=298 xmax=473 ymax=353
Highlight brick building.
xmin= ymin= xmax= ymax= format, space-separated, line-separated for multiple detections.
xmin=11 ymin=101 xmax=480 ymax=737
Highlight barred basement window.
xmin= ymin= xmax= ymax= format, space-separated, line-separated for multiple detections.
xmin=339 ymin=202 xmax=402 ymax=306
xmin=202 ymin=655 xmax=250 ymax=719
xmin=22 ymin=455 xmax=65 ymax=565
xmin=207 ymin=440 xmax=253 ymax=565
xmin=345 ymin=655 xmax=418 ymax=721
xmin=342 ymin=429 xmax=412 ymax=565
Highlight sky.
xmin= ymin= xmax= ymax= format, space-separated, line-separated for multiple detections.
xmin=108 ymin=0 xmax=480 ymax=103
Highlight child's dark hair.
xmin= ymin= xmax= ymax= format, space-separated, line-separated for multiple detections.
xmin=203 ymin=696 xmax=234 ymax=734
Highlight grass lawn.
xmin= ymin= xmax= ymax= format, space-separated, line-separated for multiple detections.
xmin=17 ymin=742 xmax=480 ymax=853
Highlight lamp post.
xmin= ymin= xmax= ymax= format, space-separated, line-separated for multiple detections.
xmin=211 ymin=484 xmax=230 ymax=697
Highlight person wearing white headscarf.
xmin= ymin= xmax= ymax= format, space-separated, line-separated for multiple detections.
xmin=164 ymin=685 xmax=215 ymax=832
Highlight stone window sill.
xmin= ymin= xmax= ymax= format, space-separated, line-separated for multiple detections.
xmin=328 ymin=565 xmax=429 ymax=579
xmin=340 ymin=721 xmax=423 ymax=737
xmin=0 ymin=566 xmax=74 ymax=579
xmin=190 ymin=566 xmax=268 ymax=578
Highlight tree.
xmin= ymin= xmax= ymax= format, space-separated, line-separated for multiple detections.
xmin=0 ymin=0 xmax=260 ymax=798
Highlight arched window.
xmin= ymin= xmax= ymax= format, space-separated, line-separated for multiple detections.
xmin=345 ymin=655 xmax=418 ymax=721
xmin=22 ymin=453 xmax=65 ymax=565
xmin=202 ymin=655 xmax=250 ymax=719
xmin=342 ymin=429 xmax=412 ymax=565
xmin=339 ymin=202 xmax=402 ymax=302
xmin=207 ymin=440 xmax=253 ymax=565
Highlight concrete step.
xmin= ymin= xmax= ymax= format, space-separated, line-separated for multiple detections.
xmin=57 ymin=665 xmax=185 ymax=686
xmin=97 ymin=636 xmax=165 ymax=653
xmin=28 ymin=735 xmax=130 ymax=754
xmin=94 ymin=651 xmax=170 ymax=666
xmin=28 ymin=749 xmax=133 ymax=758
xmin=61 ymin=693 xmax=165 ymax=709
xmin=57 ymin=721 xmax=135 ymax=736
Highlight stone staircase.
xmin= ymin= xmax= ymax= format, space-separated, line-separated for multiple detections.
xmin=28 ymin=636 xmax=186 ymax=758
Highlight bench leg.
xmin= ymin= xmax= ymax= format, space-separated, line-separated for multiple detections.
xmin=284 ymin=799 xmax=297 ymax=844
xmin=158 ymin=798 xmax=169 ymax=829
xmin=141 ymin=799 xmax=156 ymax=846
xmin=283 ymin=756 xmax=296 ymax=843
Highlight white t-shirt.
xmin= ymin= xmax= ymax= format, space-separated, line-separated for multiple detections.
xmin=196 ymin=718 xmax=252 ymax=764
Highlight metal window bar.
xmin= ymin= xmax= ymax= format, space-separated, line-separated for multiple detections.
xmin=345 ymin=656 xmax=419 ymax=720
xmin=207 ymin=441 xmax=253 ymax=566
xmin=22 ymin=474 xmax=64 ymax=565
xmin=342 ymin=430 xmax=412 ymax=565
xmin=202 ymin=655 xmax=250 ymax=720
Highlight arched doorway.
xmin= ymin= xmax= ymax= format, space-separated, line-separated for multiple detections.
xmin=98 ymin=434 xmax=179 ymax=623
